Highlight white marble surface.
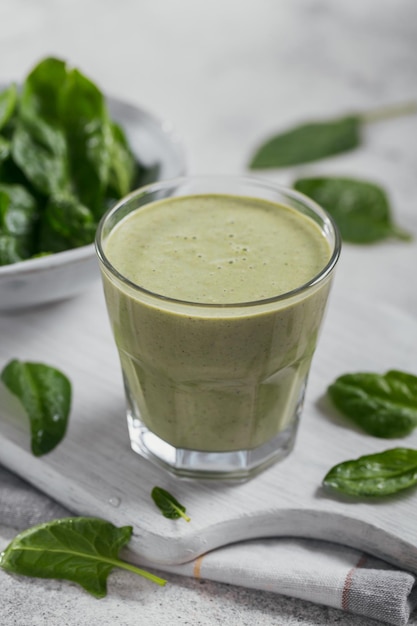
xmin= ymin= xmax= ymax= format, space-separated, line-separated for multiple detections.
xmin=1 ymin=0 xmax=417 ymax=624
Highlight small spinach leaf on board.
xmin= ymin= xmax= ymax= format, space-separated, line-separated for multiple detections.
xmin=250 ymin=116 xmax=360 ymax=169
xmin=151 ymin=487 xmax=191 ymax=522
xmin=0 ymin=517 xmax=166 ymax=596
xmin=323 ymin=448 xmax=417 ymax=497
xmin=294 ymin=177 xmax=411 ymax=244
xmin=1 ymin=360 xmax=72 ymax=455
xmin=327 ymin=370 xmax=417 ymax=438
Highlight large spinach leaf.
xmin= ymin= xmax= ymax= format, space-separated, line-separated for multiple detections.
xmin=328 ymin=370 xmax=417 ymax=438
xmin=0 ymin=517 xmax=166 ymax=596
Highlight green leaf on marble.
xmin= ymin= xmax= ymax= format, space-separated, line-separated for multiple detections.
xmin=0 ymin=517 xmax=166 ymax=596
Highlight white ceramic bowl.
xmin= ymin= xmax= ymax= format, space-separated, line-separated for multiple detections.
xmin=0 ymin=96 xmax=186 ymax=312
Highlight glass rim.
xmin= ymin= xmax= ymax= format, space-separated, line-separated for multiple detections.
xmin=95 ymin=174 xmax=341 ymax=309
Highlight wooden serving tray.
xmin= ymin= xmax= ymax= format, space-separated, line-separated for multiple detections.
xmin=1 ymin=280 xmax=417 ymax=572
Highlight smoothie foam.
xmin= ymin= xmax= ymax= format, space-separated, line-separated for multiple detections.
xmin=104 ymin=194 xmax=330 ymax=304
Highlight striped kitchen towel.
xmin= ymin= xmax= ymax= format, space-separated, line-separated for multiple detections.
xmin=165 ymin=536 xmax=417 ymax=625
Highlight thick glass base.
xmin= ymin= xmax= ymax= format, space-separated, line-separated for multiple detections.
xmin=127 ymin=412 xmax=299 ymax=481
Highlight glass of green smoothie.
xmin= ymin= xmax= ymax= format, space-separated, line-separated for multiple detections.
xmin=95 ymin=176 xmax=341 ymax=480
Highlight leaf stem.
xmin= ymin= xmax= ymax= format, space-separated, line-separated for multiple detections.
xmin=180 ymin=511 xmax=191 ymax=522
xmin=110 ymin=557 xmax=167 ymax=586
xmin=173 ymin=505 xmax=191 ymax=522
xmin=391 ymin=225 xmax=413 ymax=241
xmin=360 ymin=101 xmax=417 ymax=124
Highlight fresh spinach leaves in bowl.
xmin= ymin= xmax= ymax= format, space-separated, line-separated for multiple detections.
xmin=0 ymin=57 xmax=185 ymax=310
xmin=0 ymin=56 xmax=150 ymax=266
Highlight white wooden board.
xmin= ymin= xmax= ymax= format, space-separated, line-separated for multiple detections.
xmin=1 ymin=276 xmax=417 ymax=573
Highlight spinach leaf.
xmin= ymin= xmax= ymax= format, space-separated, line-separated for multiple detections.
xmin=151 ymin=487 xmax=191 ymax=522
xmin=250 ymin=116 xmax=360 ymax=169
xmin=0 ymin=517 xmax=166 ymax=596
xmin=323 ymin=448 xmax=417 ymax=497
xmin=0 ymin=136 xmax=11 ymax=162
xmin=0 ymin=84 xmax=17 ymax=130
xmin=1 ymin=360 xmax=72 ymax=455
xmin=0 ymin=183 xmax=38 ymax=237
xmin=21 ymin=58 xmax=137 ymax=216
xmin=107 ymin=121 xmax=138 ymax=199
xmin=136 ymin=161 xmax=161 ymax=187
xmin=0 ymin=151 xmax=32 ymax=188
xmin=59 ymin=68 xmax=113 ymax=218
xmin=249 ymin=102 xmax=417 ymax=169
xmin=0 ymin=184 xmax=38 ymax=263
xmin=11 ymin=115 xmax=70 ymax=197
xmin=0 ymin=84 xmax=17 ymax=129
xmin=20 ymin=57 xmax=67 ymax=123
xmin=294 ymin=176 xmax=411 ymax=243
xmin=327 ymin=370 xmax=417 ymax=438
xmin=0 ymin=234 xmax=26 ymax=265
xmin=39 ymin=195 xmax=96 ymax=253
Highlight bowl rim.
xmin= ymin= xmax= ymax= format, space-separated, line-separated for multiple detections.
xmin=0 ymin=243 xmax=96 ymax=279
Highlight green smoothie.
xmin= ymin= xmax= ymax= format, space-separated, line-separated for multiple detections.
xmin=101 ymin=193 xmax=333 ymax=453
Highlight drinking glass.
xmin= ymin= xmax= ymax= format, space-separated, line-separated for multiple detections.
xmin=95 ymin=176 xmax=340 ymax=480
